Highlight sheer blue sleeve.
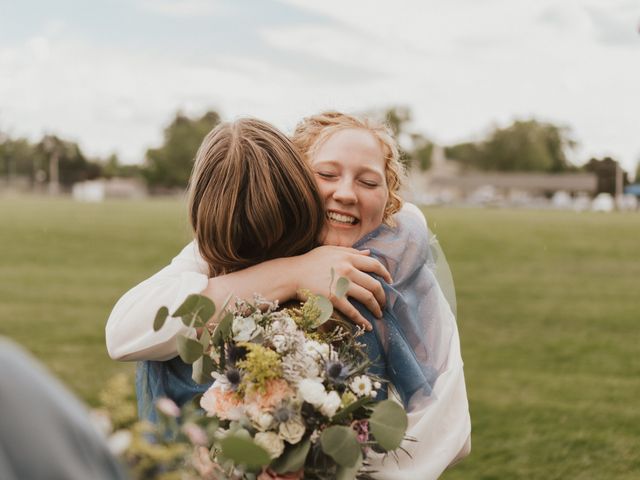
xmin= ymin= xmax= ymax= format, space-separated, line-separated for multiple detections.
xmin=354 ymin=207 xmax=457 ymax=409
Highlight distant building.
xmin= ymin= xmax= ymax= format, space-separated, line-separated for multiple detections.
xmin=404 ymin=146 xmax=598 ymax=205
xmin=72 ymin=178 xmax=147 ymax=202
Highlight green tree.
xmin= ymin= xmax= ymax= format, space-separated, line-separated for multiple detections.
xmin=382 ymin=106 xmax=435 ymax=171
xmin=143 ymin=110 xmax=221 ymax=188
xmin=35 ymin=135 xmax=101 ymax=188
xmin=102 ymin=154 xmax=142 ymax=179
xmin=583 ymin=157 xmax=629 ymax=195
xmin=446 ymin=120 xmax=576 ymax=172
xmin=0 ymin=135 xmax=36 ymax=182
xmin=409 ymin=133 xmax=433 ymax=171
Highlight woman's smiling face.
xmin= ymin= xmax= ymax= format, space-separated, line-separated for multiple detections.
xmin=310 ymin=128 xmax=389 ymax=247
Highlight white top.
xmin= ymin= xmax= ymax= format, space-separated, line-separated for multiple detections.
xmin=105 ymin=242 xmax=209 ymax=361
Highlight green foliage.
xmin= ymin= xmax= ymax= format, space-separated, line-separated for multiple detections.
xmin=0 ymin=133 xmax=103 ymax=187
xmin=236 ymin=343 xmax=282 ymax=391
xmin=176 ymin=335 xmax=204 ymax=363
xmin=153 ymin=306 xmax=169 ymax=331
xmin=143 ymin=110 xmax=221 ymax=188
xmin=583 ymin=156 xmax=629 ymax=194
xmin=172 ymin=293 xmax=216 ymax=328
xmin=320 ymin=425 xmax=361 ymax=467
xmin=335 ymin=277 xmax=350 ymax=298
xmin=220 ymin=434 xmax=271 ymax=469
xmin=368 ymin=400 xmax=408 ymax=451
xmin=191 ymin=354 xmax=214 ymax=384
xmin=101 ymin=154 xmax=143 ymax=179
xmin=98 ymin=373 xmax=137 ymax=430
xmin=446 ymin=119 xmax=577 ymax=172
xmin=271 ymin=437 xmax=311 ymax=474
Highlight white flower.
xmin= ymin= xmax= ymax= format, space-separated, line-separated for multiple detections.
xmin=89 ymin=409 xmax=113 ymax=437
xmin=298 ymin=378 xmax=327 ymax=407
xmin=320 ymin=390 xmax=342 ymax=418
xmin=350 ymin=375 xmax=373 ymax=397
xmin=253 ymin=412 xmax=275 ymax=432
xmin=281 ymin=316 xmax=298 ymax=332
xmin=107 ymin=430 xmax=132 ymax=456
xmin=303 ymin=340 xmax=329 ymax=361
xmin=254 ymin=432 xmax=285 ymax=459
xmin=278 ymin=417 xmax=306 ymax=444
xmin=232 ymin=316 xmax=258 ymax=342
xmin=210 ymin=371 xmax=229 ymax=388
xmin=156 ymin=397 xmax=181 ymax=417
xmin=373 ymin=381 xmax=382 ymax=389
xmin=271 ymin=334 xmax=288 ymax=353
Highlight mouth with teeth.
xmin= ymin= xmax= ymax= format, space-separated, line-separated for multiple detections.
xmin=326 ymin=210 xmax=359 ymax=226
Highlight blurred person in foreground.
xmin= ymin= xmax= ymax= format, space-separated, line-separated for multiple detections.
xmin=0 ymin=337 xmax=127 ymax=480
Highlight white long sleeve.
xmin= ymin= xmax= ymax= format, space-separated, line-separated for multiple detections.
xmin=367 ymin=286 xmax=471 ymax=479
xmin=105 ymin=242 xmax=209 ymax=361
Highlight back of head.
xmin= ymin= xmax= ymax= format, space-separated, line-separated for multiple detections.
xmin=188 ymin=118 xmax=324 ymax=276
xmin=292 ymin=110 xmax=404 ymax=224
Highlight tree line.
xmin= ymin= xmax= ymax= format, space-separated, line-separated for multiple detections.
xmin=0 ymin=107 xmax=635 ymax=194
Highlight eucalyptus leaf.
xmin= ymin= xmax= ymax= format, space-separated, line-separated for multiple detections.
xmin=320 ymin=425 xmax=361 ymax=468
xmin=172 ymin=294 xmax=216 ymax=326
xmin=369 ymin=400 xmax=408 ymax=451
xmin=314 ymin=295 xmax=333 ymax=327
xmin=212 ymin=312 xmax=234 ymax=345
xmin=271 ymin=437 xmax=311 ymax=474
xmin=199 ymin=327 xmax=211 ymax=349
xmin=335 ymin=277 xmax=350 ymax=298
xmin=192 ymin=354 xmax=215 ymax=384
xmin=329 ymin=267 xmax=336 ymax=291
xmin=153 ymin=306 xmax=169 ymax=332
xmin=176 ymin=335 xmax=204 ymax=364
xmin=331 ymin=396 xmax=371 ymax=423
xmin=336 ymin=450 xmax=362 ymax=480
xmin=220 ymin=434 xmax=271 ymax=469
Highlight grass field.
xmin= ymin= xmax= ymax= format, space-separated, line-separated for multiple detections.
xmin=1 ymin=197 xmax=638 ymax=479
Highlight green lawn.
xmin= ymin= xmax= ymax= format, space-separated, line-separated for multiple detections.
xmin=1 ymin=197 xmax=638 ymax=479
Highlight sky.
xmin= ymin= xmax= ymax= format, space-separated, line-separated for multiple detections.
xmin=1 ymin=0 xmax=639 ymax=172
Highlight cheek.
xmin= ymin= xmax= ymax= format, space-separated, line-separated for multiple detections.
xmin=365 ymin=191 xmax=388 ymax=222
xmin=315 ymin=180 xmax=332 ymax=200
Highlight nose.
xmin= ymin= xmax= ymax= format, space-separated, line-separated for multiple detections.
xmin=332 ymin=178 xmax=357 ymax=204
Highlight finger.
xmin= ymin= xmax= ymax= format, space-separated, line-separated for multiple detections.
xmin=350 ymin=271 xmax=386 ymax=309
xmin=346 ymin=283 xmax=383 ymax=318
xmin=333 ymin=297 xmax=373 ymax=331
xmin=352 ymin=255 xmax=393 ymax=284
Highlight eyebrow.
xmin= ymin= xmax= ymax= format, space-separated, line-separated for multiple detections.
xmin=312 ymin=160 xmax=385 ymax=177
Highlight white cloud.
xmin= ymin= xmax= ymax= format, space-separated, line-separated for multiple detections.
xmin=1 ymin=0 xmax=638 ymax=171
xmin=137 ymin=0 xmax=223 ymax=17
xmin=268 ymin=0 xmax=640 ymax=170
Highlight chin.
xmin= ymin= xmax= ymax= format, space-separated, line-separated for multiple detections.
xmin=323 ymin=230 xmax=358 ymax=248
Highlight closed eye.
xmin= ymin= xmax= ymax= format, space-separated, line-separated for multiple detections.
xmin=316 ymin=172 xmax=337 ymax=180
xmin=360 ymin=179 xmax=380 ymax=188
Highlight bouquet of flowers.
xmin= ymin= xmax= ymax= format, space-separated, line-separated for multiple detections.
xmin=153 ymin=279 xmax=408 ymax=480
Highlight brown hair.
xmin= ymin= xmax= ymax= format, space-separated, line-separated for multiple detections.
xmin=292 ymin=111 xmax=404 ymax=224
xmin=188 ymin=118 xmax=324 ymax=276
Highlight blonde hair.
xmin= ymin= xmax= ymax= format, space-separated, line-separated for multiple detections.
xmin=292 ymin=110 xmax=404 ymax=224
xmin=188 ymin=118 xmax=324 ymax=276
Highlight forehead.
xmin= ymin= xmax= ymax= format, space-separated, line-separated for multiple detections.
xmin=312 ymin=128 xmax=385 ymax=169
